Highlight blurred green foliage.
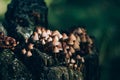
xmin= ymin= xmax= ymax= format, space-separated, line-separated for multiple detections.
xmin=0 ymin=0 xmax=120 ymax=80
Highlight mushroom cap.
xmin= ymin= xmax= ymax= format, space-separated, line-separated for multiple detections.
xmin=74 ymin=64 xmax=78 ymax=68
xmin=68 ymin=51 xmax=72 ymax=56
xmin=86 ymin=36 xmax=93 ymax=44
xmin=57 ymin=43 xmax=63 ymax=51
xmin=42 ymin=31 xmax=48 ymax=38
xmin=32 ymin=32 xmax=39 ymax=41
xmin=71 ymin=59 xmax=76 ymax=64
xmin=28 ymin=43 xmax=34 ymax=50
xmin=27 ymin=50 xmax=32 ymax=57
xmin=62 ymin=33 xmax=68 ymax=40
xmin=69 ymin=33 xmax=76 ymax=41
xmin=52 ymin=40 xmax=60 ymax=46
xmin=41 ymin=27 xmax=46 ymax=32
xmin=65 ymin=58 xmax=70 ymax=63
xmin=41 ymin=39 xmax=46 ymax=45
xmin=81 ymin=57 xmax=85 ymax=63
xmin=36 ymin=27 xmax=42 ymax=34
xmin=68 ymin=40 xmax=74 ymax=45
xmin=53 ymin=46 xmax=59 ymax=53
xmin=53 ymin=36 xmax=59 ymax=42
xmin=77 ymin=28 xmax=83 ymax=34
xmin=76 ymin=55 xmax=81 ymax=60
xmin=69 ymin=46 xmax=75 ymax=54
xmin=76 ymin=35 xmax=81 ymax=42
xmin=13 ymin=43 xmax=17 ymax=47
xmin=69 ymin=63 xmax=73 ymax=68
xmin=73 ymin=44 xmax=80 ymax=50
xmin=5 ymin=41 xmax=9 ymax=45
xmin=57 ymin=33 xmax=63 ymax=39
xmin=65 ymin=53 xmax=70 ymax=59
xmin=73 ymin=41 xmax=80 ymax=50
xmin=47 ymin=37 xmax=53 ymax=42
xmin=81 ymin=28 xmax=86 ymax=33
xmin=64 ymin=49 xmax=68 ymax=54
xmin=52 ymin=30 xmax=60 ymax=36
xmin=62 ymin=42 xmax=68 ymax=49
xmin=46 ymin=29 xmax=52 ymax=35
xmin=81 ymin=34 xmax=87 ymax=42
xmin=21 ymin=48 xmax=27 ymax=54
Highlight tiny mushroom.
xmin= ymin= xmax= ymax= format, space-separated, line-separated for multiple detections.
xmin=71 ymin=58 xmax=76 ymax=64
xmin=21 ymin=48 xmax=27 ymax=54
xmin=53 ymin=46 xmax=60 ymax=53
xmin=62 ymin=33 xmax=68 ymax=40
xmin=32 ymin=32 xmax=39 ymax=41
xmin=69 ymin=46 xmax=75 ymax=54
xmin=27 ymin=50 xmax=32 ymax=57
xmin=36 ymin=27 xmax=42 ymax=35
xmin=28 ymin=43 xmax=34 ymax=50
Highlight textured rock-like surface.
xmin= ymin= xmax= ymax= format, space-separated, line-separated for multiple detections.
xmin=0 ymin=49 xmax=32 ymax=80
xmin=0 ymin=49 xmax=85 ymax=80
xmin=47 ymin=67 xmax=83 ymax=80
xmin=3 ymin=0 xmax=48 ymax=42
xmin=0 ymin=23 xmax=7 ymax=35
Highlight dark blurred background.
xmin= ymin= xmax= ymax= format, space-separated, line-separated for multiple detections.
xmin=0 ymin=0 xmax=120 ymax=80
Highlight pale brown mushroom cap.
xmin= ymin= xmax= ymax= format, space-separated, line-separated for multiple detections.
xmin=53 ymin=36 xmax=59 ymax=42
xmin=57 ymin=33 xmax=63 ymax=39
xmin=5 ymin=41 xmax=9 ymax=45
xmin=69 ymin=46 xmax=75 ymax=54
xmin=71 ymin=58 xmax=76 ymax=64
xmin=62 ymin=33 xmax=68 ymax=40
xmin=65 ymin=58 xmax=70 ymax=63
xmin=47 ymin=37 xmax=53 ymax=42
xmin=69 ymin=63 xmax=73 ymax=68
xmin=52 ymin=30 xmax=60 ymax=36
xmin=36 ymin=27 xmax=42 ymax=35
xmin=46 ymin=29 xmax=52 ymax=35
xmin=65 ymin=53 xmax=70 ymax=59
xmin=69 ymin=33 xmax=76 ymax=41
xmin=62 ymin=42 xmax=69 ymax=49
xmin=52 ymin=40 xmax=60 ymax=46
xmin=27 ymin=50 xmax=32 ymax=57
xmin=64 ymin=49 xmax=68 ymax=54
xmin=28 ymin=43 xmax=34 ymax=50
xmin=81 ymin=34 xmax=87 ymax=42
xmin=81 ymin=57 xmax=85 ymax=63
xmin=76 ymin=55 xmax=81 ymax=60
xmin=32 ymin=32 xmax=39 ymax=41
xmin=41 ymin=39 xmax=46 ymax=45
xmin=74 ymin=64 xmax=78 ymax=69
xmin=81 ymin=28 xmax=86 ymax=33
xmin=13 ymin=43 xmax=17 ymax=47
xmin=86 ymin=36 xmax=93 ymax=44
xmin=68 ymin=51 xmax=72 ymax=56
xmin=41 ymin=27 xmax=46 ymax=32
xmin=77 ymin=28 xmax=83 ymax=34
xmin=57 ymin=43 xmax=63 ymax=51
xmin=21 ymin=48 xmax=27 ymax=54
xmin=73 ymin=41 xmax=80 ymax=50
xmin=68 ymin=40 xmax=74 ymax=45
xmin=53 ymin=46 xmax=59 ymax=53
xmin=42 ymin=31 xmax=48 ymax=38
xmin=76 ymin=35 xmax=81 ymax=42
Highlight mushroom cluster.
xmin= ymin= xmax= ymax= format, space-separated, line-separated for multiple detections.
xmin=0 ymin=32 xmax=18 ymax=50
xmin=22 ymin=26 xmax=94 ymax=71
xmin=0 ymin=26 xmax=94 ymax=71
